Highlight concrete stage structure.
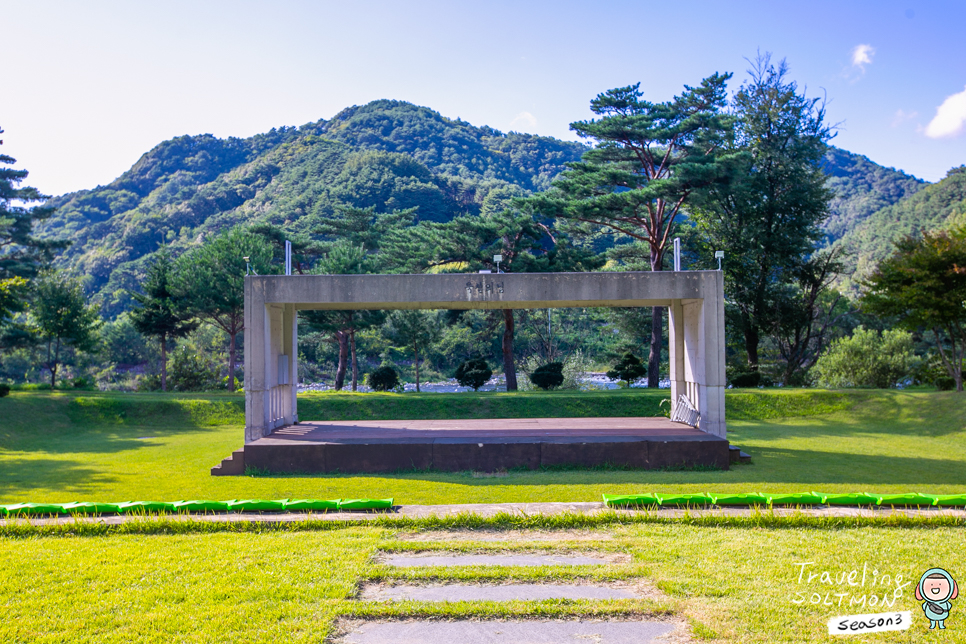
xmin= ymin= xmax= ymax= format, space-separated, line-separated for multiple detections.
xmin=213 ymin=271 xmax=729 ymax=475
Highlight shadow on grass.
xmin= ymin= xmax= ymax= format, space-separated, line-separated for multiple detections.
xmin=0 ymin=458 xmax=119 ymax=498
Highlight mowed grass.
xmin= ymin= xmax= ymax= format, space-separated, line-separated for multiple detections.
xmin=2 ymin=519 xmax=964 ymax=642
xmin=0 ymin=388 xmax=963 ymax=504
xmin=0 ymin=526 xmax=385 ymax=643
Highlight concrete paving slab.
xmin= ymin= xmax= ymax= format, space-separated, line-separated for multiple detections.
xmin=361 ymin=583 xmax=638 ymax=601
xmin=382 ymin=553 xmax=613 ymax=567
xmin=337 ymin=619 xmax=674 ymax=643
xmin=397 ymin=529 xmax=613 ymax=542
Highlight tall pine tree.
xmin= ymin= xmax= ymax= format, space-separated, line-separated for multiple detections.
xmin=526 ymin=75 xmax=735 ymax=386
xmin=129 ymin=250 xmax=197 ymax=391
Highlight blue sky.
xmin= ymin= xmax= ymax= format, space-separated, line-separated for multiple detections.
xmin=3 ymin=0 xmax=965 ymax=196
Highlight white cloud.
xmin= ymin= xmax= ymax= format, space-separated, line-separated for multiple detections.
xmin=925 ymin=86 xmax=966 ymax=139
xmin=851 ymin=44 xmax=875 ymax=70
xmin=891 ymin=109 xmax=918 ymax=127
xmin=509 ymin=111 xmax=537 ymax=131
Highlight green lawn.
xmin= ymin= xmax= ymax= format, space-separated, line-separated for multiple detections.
xmin=0 ymin=388 xmax=963 ymax=504
xmin=2 ymin=518 xmax=962 ymax=642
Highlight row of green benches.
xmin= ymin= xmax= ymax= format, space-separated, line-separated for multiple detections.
xmin=0 ymin=498 xmax=393 ymax=516
xmin=603 ymin=492 xmax=966 ymax=507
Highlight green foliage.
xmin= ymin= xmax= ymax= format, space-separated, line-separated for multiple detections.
xmin=383 ymin=310 xmax=442 ymax=392
xmin=128 ymin=249 xmax=197 ymax=390
xmin=30 ymin=271 xmax=101 ymax=388
xmin=936 ymin=376 xmax=956 ymax=391
xmin=692 ymin=55 xmax=833 ymax=372
xmin=729 ymin=371 xmax=762 ymax=388
xmin=530 ymin=362 xmax=564 ymax=390
xmin=526 ymin=72 xmax=733 ymax=386
xmin=454 ymin=358 xmax=492 ymax=391
xmin=861 ymin=227 xmax=966 ymax=391
xmin=367 ymin=365 xmax=400 ymax=392
xmin=822 ymin=147 xmax=926 ymax=242
xmin=98 ymin=314 xmax=152 ymax=367
xmin=168 ymin=346 xmax=221 ymax=392
xmin=835 ymin=165 xmax=966 ymax=292
xmin=812 ymin=326 xmax=919 ymax=388
xmin=171 ymin=226 xmax=273 ymax=391
xmin=41 ymin=101 xmax=586 ymax=313
xmin=0 ymin=127 xmax=69 ymax=282
xmin=606 ymin=352 xmax=647 ymax=385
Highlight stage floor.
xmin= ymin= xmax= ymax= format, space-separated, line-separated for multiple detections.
xmin=242 ymin=417 xmax=730 ymax=473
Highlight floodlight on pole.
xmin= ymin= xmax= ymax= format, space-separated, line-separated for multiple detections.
xmin=714 ymin=250 xmax=724 ymax=271
xmin=494 ymin=254 xmax=503 ymax=273
xmin=244 ymin=256 xmax=258 ymax=276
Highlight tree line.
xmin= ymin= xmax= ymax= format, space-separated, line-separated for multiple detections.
xmin=1 ymin=54 xmax=964 ymax=393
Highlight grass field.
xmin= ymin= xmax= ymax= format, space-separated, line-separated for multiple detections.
xmin=0 ymin=388 xmax=963 ymax=504
xmin=1 ymin=515 xmax=962 ymax=642
xmin=2 ymin=388 xmax=964 ymax=642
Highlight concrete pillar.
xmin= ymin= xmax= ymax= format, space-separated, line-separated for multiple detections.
xmin=668 ymin=299 xmax=686 ymax=416
xmin=244 ymin=278 xmax=268 ymax=443
xmin=700 ymin=272 xmax=727 ymax=438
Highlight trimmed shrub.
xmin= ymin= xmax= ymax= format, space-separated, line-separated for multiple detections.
xmin=454 ymin=358 xmax=492 ymax=391
xmin=606 ymin=352 xmax=647 ymax=385
xmin=530 ymin=362 xmax=564 ymax=390
xmin=812 ymin=326 xmax=919 ymax=388
xmin=935 ymin=376 xmax=956 ymax=391
xmin=730 ymin=371 xmax=761 ymax=388
xmin=367 ymin=366 xmax=399 ymax=392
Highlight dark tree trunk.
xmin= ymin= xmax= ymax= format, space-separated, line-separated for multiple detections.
xmin=334 ymin=331 xmax=348 ymax=390
xmin=160 ymin=334 xmax=168 ymax=392
xmin=49 ymin=337 xmax=61 ymax=389
xmin=228 ymin=332 xmax=237 ymax=392
xmin=648 ymin=248 xmax=663 ymax=388
xmin=745 ymin=324 xmax=760 ymax=371
xmin=413 ymin=344 xmax=421 ymax=393
xmin=502 ymin=309 xmax=518 ymax=391
xmin=350 ymin=331 xmax=358 ymax=392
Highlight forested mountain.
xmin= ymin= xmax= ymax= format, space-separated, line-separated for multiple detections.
xmin=834 ymin=165 xmax=966 ymax=291
xmin=821 ymin=147 xmax=927 ymax=242
xmin=40 ymin=100 xmax=588 ymax=314
xmin=37 ymin=99 xmax=949 ymax=315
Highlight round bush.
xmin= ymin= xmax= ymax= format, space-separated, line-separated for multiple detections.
xmin=454 ymin=358 xmax=492 ymax=391
xmin=531 ymin=362 xmax=564 ymax=390
xmin=730 ymin=371 xmax=761 ymax=388
xmin=935 ymin=376 xmax=956 ymax=391
xmin=367 ymin=366 xmax=400 ymax=392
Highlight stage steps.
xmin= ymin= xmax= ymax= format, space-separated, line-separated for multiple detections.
xmin=210 ymin=448 xmax=245 ymax=476
xmin=729 ymin=445 xmax=752 ymax=464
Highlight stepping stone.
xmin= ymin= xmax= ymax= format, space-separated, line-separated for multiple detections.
xmin=399 ymin=530 xmax=612 ymax=542
xmin=382 ymin=553 xmax=613 ymax=567
xmin=361 ymin=583 xmax=637 ymax=602
xmin=338 ymin=619 xmax=674 ymax=643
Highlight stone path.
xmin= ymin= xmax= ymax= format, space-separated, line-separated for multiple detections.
xmin=339 ymin=619 xmax=674 ymax=643
xmin=361 ymin=583 xmax=638 ymax=601
xmin=335 ymin=530 xmax=681 ymax=643
xmin=381 ymin=553 xmax=615 ymax=567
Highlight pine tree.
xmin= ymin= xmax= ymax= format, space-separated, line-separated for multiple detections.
xmin=526 ymin=74 xmax=735 ymax=386
xmin=128 ymin=250 xmax=197 ymax=391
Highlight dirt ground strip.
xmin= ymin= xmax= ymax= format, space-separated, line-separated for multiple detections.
xmin=3 ymin=501 xmax=964 ymax=527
